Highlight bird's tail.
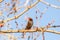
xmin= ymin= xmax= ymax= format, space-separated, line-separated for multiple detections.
xmin=22 ymin=32 xmax=25 ymax=38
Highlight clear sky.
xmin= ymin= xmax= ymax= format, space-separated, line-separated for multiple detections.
xmin=0 ymin=0 xmax=60 ymax=40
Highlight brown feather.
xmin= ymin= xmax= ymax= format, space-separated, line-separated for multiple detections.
xmin=25 ymin=18 xmax=33 ymax=30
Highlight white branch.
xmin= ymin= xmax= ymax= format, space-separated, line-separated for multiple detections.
xmin=18 ymin=0 xmax=30 ymax=9
xmin=24 ymin=0 xmax=30 ymax=7
xmin=41 ymin=0 xmax=60 ymax=9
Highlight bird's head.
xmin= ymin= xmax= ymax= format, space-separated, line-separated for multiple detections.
xmin=28 ymin=17 xmax=33 ymax=21
xmin=25 ymin=17 xmax=33 ymax=21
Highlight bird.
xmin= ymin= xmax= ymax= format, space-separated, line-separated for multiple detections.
xmin=25 ymin=17 xmax=33 ymax=30
xmin=22 ymin=17 xmax=33 ymax=38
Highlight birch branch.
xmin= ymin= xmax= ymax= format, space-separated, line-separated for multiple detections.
xmin=0 ymin=27 xmax=60 ymax=35
xmin=46 ymin=30 xmax=60 ymax=34
xmin=41 ymin=0 xmax=60 ymax=9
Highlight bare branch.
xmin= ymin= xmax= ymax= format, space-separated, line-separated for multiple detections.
xmin=4 ymin=0 xmax=40 ymax=23
xmin=46 ymin=30 xmax=60 ymax=34
xmin=0 ymin=27 xmax=60 ymax=34
xmin=41 ymin=0 xmax=60 ymax=9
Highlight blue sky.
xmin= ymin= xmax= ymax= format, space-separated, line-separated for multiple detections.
xmin=0 ymin=0 xmax=60 ymax=40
